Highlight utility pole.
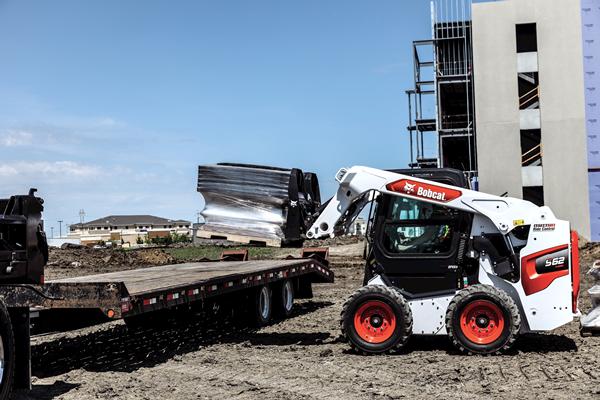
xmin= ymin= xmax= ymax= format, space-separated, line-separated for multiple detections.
xmin=58 ymin=220 xmax=63 ymax=238
xmin=50 ymin=227 xmax=54 ymax=239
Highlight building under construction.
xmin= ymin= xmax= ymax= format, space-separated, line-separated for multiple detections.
xmin=407 ymin=0 xmax=598 ymax=240
xmin=407 ymin=0 xmax=475 ymax=177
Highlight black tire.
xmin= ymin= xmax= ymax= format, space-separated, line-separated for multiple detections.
xmin=273 ymin=280 xmax=295 ymax=318
xmin=0 ymin=299 xmax=15 ymax=400
xmin=340 ymin=285 xmax=412 ymax=354
xmin=253 ymin=285 xmax=272 ymax=327
xmin=446 ymin=284 xmax=521 ymax=355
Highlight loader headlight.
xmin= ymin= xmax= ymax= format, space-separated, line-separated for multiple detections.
xmin=335 ymin=168 xmax=348 ymax=183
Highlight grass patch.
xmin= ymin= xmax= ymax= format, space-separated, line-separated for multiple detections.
xmin=165 ymin=246 xmax=278 ymax=262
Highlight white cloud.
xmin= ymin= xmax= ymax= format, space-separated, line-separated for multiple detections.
xmin=95 ymin=117 xmax=119 ymax=127
xmin=0 ymin=161 xmax=103 ymax=178
xmin=0 ymin=130 xmax=33 ymax=146
xmin=0 ymin=114 xmax=129 ymax=150
xmin=0 ymin=165 xmax=18 ymax=176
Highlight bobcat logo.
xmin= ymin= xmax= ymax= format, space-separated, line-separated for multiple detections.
xmin=403 ymin=182 xmax=416 ymax=194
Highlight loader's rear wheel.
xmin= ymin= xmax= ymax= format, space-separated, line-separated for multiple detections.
xmin=273 ymin=280 xmax=294 ymax=318
xmin=253 ymin=285 xmax=272 ymax=326
xmin=341 ymin=285 xmax=412 ymax=354
xmin=0 ymin=299 xmax=15 ymax=400
xmin=446 ymin=284 xmax=521 ymax=355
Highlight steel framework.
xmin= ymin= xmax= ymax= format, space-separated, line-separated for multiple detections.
xmin=406 ymin=0 xmax=476 ymax=181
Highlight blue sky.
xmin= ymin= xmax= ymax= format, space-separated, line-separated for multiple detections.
xmin=0 ymin=1 xmax=436 ymax=235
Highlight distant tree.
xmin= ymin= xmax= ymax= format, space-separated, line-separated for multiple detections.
xmin=171 ymin=233 xmax=191 ymax=244
xmin=150 ymin=235 xmax=174 ymax=245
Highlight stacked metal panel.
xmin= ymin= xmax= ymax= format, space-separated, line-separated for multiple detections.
xmin=582 ymin=1 xmax=600 ymax=240
xmin=197 ymin=163 xmax=320 ymax=245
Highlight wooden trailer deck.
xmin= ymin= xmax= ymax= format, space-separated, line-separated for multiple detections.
xmin=50 ymin=258 xmax=333 ymax=296
xmin=0 ymin=257 xmax=333 ymax=320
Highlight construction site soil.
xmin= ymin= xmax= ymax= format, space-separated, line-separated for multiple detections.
xmin=14 ymin=241 xmax=600 ymax=399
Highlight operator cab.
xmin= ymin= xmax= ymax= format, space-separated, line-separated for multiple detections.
xmin=365 ymin=168 xmax=476 ymax=297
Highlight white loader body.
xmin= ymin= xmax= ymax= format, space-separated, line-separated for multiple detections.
xmin=309 ymin=166 xmax=579 ymax=335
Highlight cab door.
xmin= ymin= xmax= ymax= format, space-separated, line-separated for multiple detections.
xmin=371 ymin=194 xmax=470 ymax=296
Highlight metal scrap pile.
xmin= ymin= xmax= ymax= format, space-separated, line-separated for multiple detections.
xmin=197 ymin=163 xmax=321 ymax=246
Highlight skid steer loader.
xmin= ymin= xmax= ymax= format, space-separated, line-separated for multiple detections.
xmin=306 ymin=166 xmax=580 ymax=355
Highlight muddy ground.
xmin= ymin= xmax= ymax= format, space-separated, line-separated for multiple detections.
xmin=14 ymin=242 xmax=600 ymax=399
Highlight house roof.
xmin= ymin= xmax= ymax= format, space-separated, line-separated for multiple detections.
xmin=71 ymin=215 xmax=190 ymax=229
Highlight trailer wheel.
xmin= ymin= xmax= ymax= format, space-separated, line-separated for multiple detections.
xmin=273 ymin=280 xmax=294 ymax=318
xmin=253 ymin=285 xmax=272 ymax=326
xmin=340 ymin=285 xmax=412 ymax=354
xmin=0 ymin=299 xmax=15 ymax=400
xmin=446 ymin=284 xmax=521 ymax=355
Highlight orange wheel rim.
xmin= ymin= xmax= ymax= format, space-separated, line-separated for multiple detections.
xmin=459 ymin=300 xmax=505 ymax=345
xmin=353 ymin=300 xmax=396 ymax=344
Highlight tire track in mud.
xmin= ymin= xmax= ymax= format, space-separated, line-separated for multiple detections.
xmin=157 ymin=361 xmax=334 ymax=399
xmin=456 ymin=360 xmax=600 ymax=387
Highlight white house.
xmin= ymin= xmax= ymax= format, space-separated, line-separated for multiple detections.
xmin=68 ymin=215 xmax=191 ymax=246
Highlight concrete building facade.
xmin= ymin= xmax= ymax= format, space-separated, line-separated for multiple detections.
xmin=472 ymin=0 xmax=590 ymax=239
xmin=406 ymin=0 xmax=596 ymax=240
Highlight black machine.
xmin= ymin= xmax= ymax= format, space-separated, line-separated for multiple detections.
xmin=0 ymin=189 xmax=48 ymax=284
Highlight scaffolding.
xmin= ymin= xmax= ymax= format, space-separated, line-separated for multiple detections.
xmin=406 ymin=0 xmax=476 ymax=180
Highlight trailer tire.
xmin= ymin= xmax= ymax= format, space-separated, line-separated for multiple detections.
xmin=0 ymin=299 xmax=15 ymax=400
xmin=340 ymin=285 xmax=412 ymax=354
xmin=273 ymin=280 xmax=294 ymax=318
xmin=253 ymin=285 xmax=272 ymax=326
xmin=446 ymin=284 xmax=521 ymax=355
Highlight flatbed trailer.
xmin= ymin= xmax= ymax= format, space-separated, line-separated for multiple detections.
xmin=0 ymin=251 xmax=333 ymax=399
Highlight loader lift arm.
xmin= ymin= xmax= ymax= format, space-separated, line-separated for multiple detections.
xmin=306 ymin=166 xmax=549 ymax=240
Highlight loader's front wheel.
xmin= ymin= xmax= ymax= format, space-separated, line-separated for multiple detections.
xmin=340 ymin=285 xmax=412 ymax=354
xmin=446 ymin=284 xmax=521 ymax=355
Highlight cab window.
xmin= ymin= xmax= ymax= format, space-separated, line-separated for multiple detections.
xmin=382 ymin=197 xmax=456 ymax=255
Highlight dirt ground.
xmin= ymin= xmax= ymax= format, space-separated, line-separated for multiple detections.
xmin=13 ymin=241 xmax=600 ymax=399
xmin=45 ymin=247 xmax=175 ymax=280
